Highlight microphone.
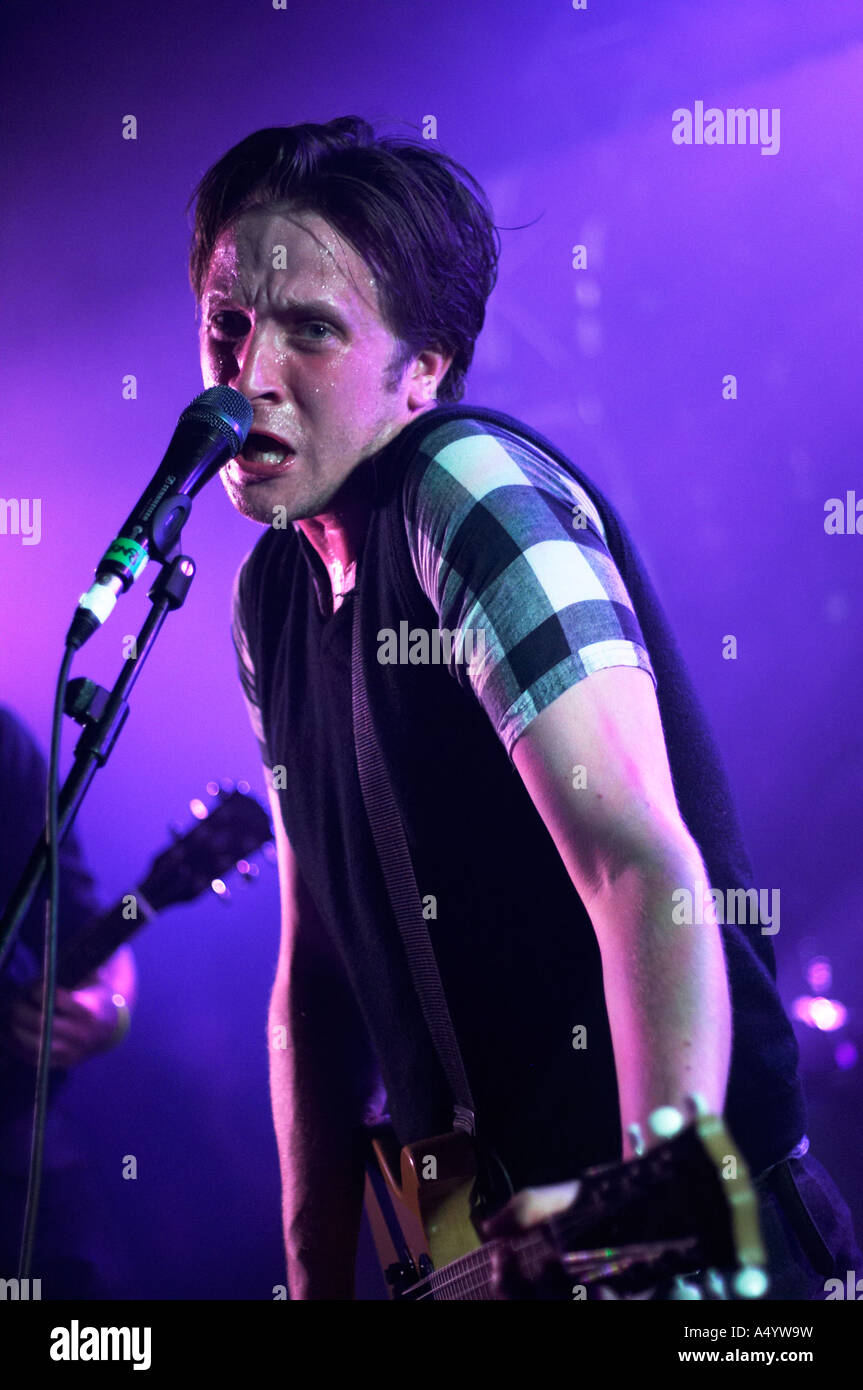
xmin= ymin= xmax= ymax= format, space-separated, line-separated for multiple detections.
xmin=66 ymin=387 xmax=252 ymax=650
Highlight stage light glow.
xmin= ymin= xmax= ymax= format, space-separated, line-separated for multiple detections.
xmin=792 ymin=995 xmax=847 ymax=1031
xmin=805 ymin=956 xmax=832 ymax=992
xmin=835 ymin=1041 xmax=858 ymax=1071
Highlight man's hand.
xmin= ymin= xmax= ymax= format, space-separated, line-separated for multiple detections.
xmin=0 ymin=976 xmax=123 ymax=1068
xmin=483 ymin=1178 xmax=582 ymax=1237
xmin=480 ymin=1180 xmax=581 ymax=1299
xmin=0 ymin=945 xmax=135 ymax=1069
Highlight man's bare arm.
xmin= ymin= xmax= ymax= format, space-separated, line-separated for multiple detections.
xmin=511 ymin=666 xmax=732 ymax=1159
xmin=265 ymin=777 xmax=382 ymax=1299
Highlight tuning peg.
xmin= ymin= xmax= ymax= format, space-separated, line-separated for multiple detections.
xmin=206 ymin=780 xmax=220 ymax=798
xmin=682 ymin=1093 xmax=710 ymax=1120
xmin=210 ymin=878 xmax=231 ymax=901
xmin=236 ymin=860 xmax=259 ymax=881
xmin=647 ymin=1106 xmax=685 ymax=1140
xmin=189 ymin=798 xmax=208 ymax=821
xmin=732 ymin=1265 xmax=769 ymax=1300
xmin=626 ymin=1122 xmax=645 ymax=1157
xmin=703 ymin=1269 xmax=728 ymax=1300
xmin=262 ymin=841 xmax=277 ymax=864
xmin=668 ymin=1275 xmax=703 ymax=1300
xmin=219 ymin=778 xmax=235 ymax=795
xmin=237 ymin=779 xmax=251 ymax=794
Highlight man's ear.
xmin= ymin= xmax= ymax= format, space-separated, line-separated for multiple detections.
xmin=404 ymin=347 xmax=454 ymax=409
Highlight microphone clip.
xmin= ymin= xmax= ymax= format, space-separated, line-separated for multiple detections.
xmin=148 ymin=491 xmax=193 ymax=565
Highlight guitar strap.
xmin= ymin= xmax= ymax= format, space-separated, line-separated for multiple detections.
xmin=350 ymin=588 xmax=476 ymax=1136
xmin=350 ymin=580 xmax=513 ymax=1222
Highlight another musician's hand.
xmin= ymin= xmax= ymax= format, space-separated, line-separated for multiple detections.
xmin=0 ymin=974 xmax=126 ymax=1068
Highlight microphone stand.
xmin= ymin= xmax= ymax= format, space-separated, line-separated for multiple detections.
xmin=0 ymin=548 xmax=196 ymax=969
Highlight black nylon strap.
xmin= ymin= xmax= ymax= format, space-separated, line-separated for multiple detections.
xmin=765 ymin=1160 xmax=836 ymax=1277
xmin=350 ymin=578 xmax=477 ymax=1137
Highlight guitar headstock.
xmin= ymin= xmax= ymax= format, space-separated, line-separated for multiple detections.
xmin=543 ymin=1113 xmax=768 ymax=1298
xmin=367 ymin=1108 xmax=769 ymax=1301
xmin=138 ymin=780 xmax=274 ymax=914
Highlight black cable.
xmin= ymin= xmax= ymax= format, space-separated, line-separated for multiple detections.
xmin=18 ymin=641 xmax=75 ymax=1280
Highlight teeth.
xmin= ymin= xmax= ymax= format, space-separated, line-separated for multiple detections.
xmin=244 ymin=442 xmax=288 ymax=465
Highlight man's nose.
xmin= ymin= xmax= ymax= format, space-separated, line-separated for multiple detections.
xmin=231 ymin=323 xmax=286 ymax=400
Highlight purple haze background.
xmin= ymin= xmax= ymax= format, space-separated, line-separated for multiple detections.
xmin=0 ymin=0 xmax=861 ymax=1297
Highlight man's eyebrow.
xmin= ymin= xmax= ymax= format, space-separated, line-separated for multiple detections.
xmin=201 ymin=291 xmax=351 ymax=323
xmin=274 ymin=296 xmax=351 ymax=322
xmin=201 ymin=282 xmax=245 ymax=306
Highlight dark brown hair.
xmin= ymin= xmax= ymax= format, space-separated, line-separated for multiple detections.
xmin=187 ymin=117 xmax=500 ymax=402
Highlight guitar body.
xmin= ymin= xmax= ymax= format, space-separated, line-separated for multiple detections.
xmin=364 ymin=1124 xmax=479 ymax=1297
xmin=363 ymin=1113 xmax=768 ymax=1301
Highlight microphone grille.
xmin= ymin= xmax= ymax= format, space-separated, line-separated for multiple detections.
xmin=183 ymin=387 xmax=254 ymax=449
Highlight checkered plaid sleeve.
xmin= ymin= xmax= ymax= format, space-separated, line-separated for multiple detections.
xmin=402 ymin=417 xmax=657 ymax=757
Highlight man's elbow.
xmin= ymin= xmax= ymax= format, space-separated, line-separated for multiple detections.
xmin=577 ymin=816 xmax=708 ymax=913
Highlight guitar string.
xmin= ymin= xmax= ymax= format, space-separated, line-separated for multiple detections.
xmin=410 ymin=1226 xmax=586 ymax=1300
xmin=403 ymin=1202 xmax=629 ymax=1300
xmin=408 ymin=1235 xmax=701 ymax=1301
xmin=406 ymin=1230 xmax=564 ymax=1300
xmin=412 ymin=1254 xmax=659 ymax=1301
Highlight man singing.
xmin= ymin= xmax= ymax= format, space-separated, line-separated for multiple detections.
xmin=187 ymin=116 xmax=858 ymax=1299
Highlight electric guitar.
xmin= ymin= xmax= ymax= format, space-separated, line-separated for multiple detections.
xmin=363 ymin=1111 xmax=768 ymax=1300
xmin=1 ymin=781 xmax=273 ymax=998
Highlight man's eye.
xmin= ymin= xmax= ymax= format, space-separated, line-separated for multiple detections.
xmin=208 ymin=312 xmax=248 ymax=340
xmin=296 ymin=321 xmax=334 ymax=341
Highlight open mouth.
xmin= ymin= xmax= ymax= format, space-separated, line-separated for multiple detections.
xmin=236 ymin=432 xmax=296 ymax=475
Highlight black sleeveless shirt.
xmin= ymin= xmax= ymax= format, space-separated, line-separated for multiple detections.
xmin=235 ymin=403 xmax=807 ymax=1187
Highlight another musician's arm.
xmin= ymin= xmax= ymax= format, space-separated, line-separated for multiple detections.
xmin=0 ymin=943 xmax=137 ymax=1067
xmin=511 ymin=666 xmax=732 ymax=1160
xmin=265 ymin=778 xmax=380 ymax=1300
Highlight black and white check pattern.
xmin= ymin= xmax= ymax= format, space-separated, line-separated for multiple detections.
xmin=403 ymin=417 xmax=657 ymax=755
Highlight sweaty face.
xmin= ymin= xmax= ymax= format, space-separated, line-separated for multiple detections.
xmin=198 ymin=207 xmax=419 ymax=525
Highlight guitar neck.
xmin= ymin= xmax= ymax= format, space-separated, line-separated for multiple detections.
xmin=419 ymin=1227 xmax=700 ymax=1301
xmin=2 ymin=785 xmax=272 ymax=999
xmin=55 ymin=890 xmax=153 ymax=989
